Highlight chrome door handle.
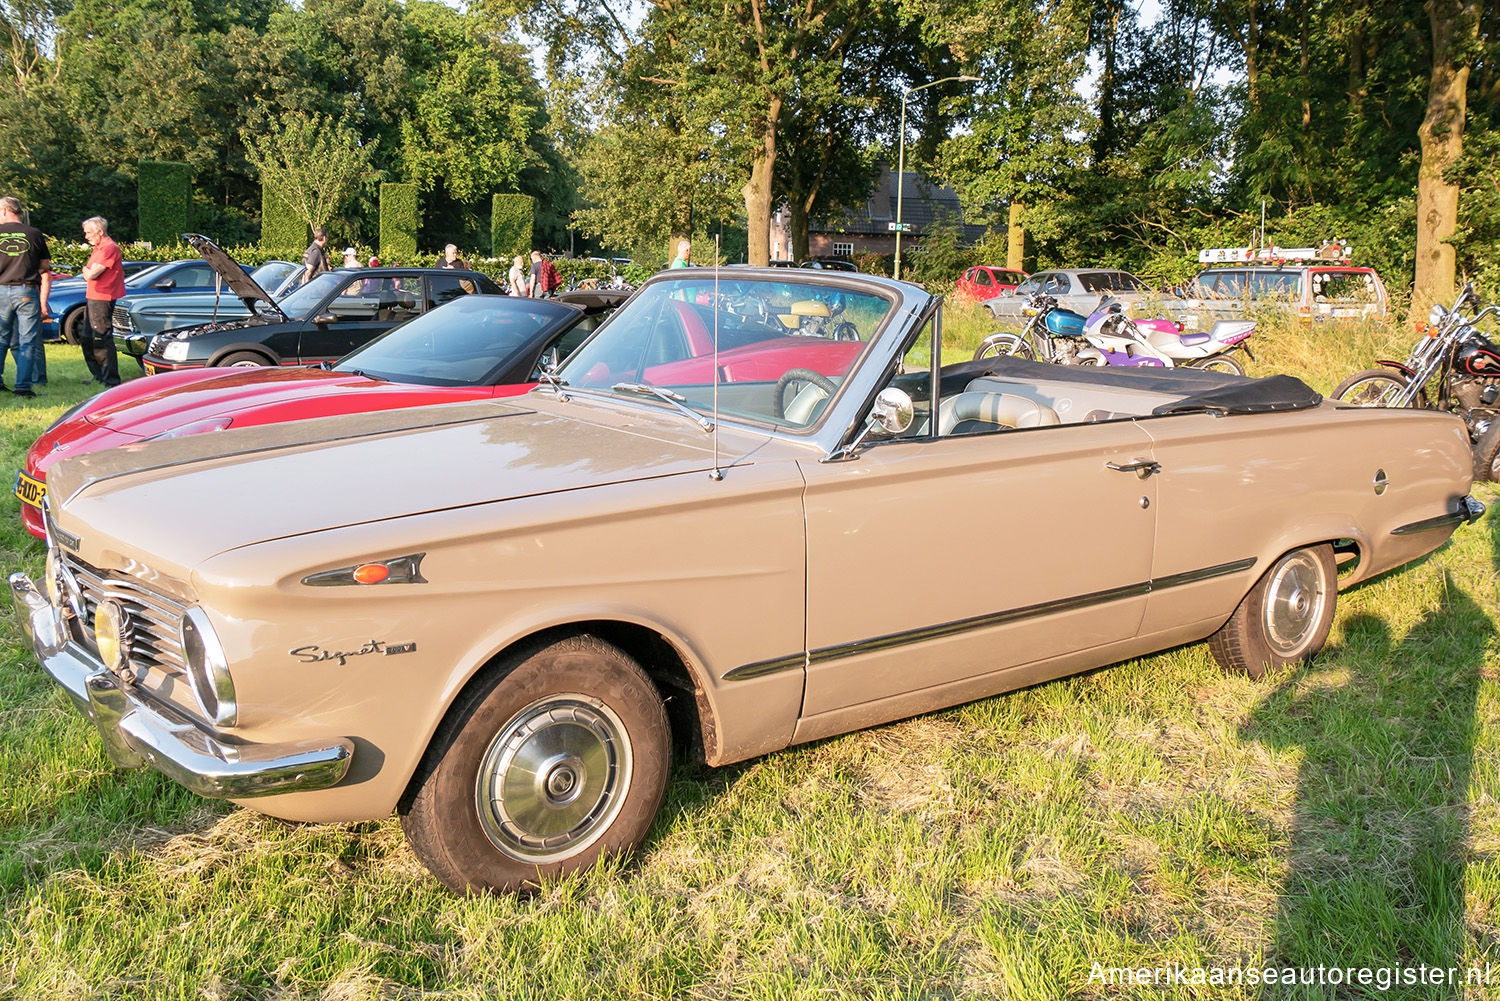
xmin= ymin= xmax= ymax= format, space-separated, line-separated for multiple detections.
xmin=1107 ymin=458 xmax=1161 ymax=478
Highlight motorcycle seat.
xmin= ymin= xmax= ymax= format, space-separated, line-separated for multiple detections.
xmin=1178 ymin=332 xmax=1213 ymax=346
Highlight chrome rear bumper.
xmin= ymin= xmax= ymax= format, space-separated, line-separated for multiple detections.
xmin=9 ymin=572 xmax=353 ymax=800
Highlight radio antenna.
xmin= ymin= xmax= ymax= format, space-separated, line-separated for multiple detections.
xmin=710 ymin=233 xmax=724 ymax=480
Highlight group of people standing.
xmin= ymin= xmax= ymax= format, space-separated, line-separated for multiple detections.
xmin=507 ymin=251 xmax=560 ymax=298
xmin=0 ymin=196 xmax=123 ymax=397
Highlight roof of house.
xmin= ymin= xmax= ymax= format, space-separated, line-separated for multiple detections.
xmin=812 ymin=168 xmax=988 ymax=240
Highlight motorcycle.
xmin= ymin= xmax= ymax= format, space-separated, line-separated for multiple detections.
xmin=1333 ymin=283 xmax=1500 ymax=481
xmin=1078 ymin=297 xmax=1254 ymax=374
xmin=974 ymin=294 xmax=1253 ymax=374
xmin=972 ymin=294 xmax=1089 ymax=362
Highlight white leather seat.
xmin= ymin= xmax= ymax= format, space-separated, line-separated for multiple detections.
xmin=936 ymin=391 xmax=1062 ymax=436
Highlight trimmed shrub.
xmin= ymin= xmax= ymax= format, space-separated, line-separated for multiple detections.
xmin=261 ymin=186 xmax=307 ymax=251
xmin=137 ymin=161 xmax=192 ymax=247
xmin=491 ymin=194 xmax=533 ymax=259
xmin=380 ymin=183 xmax=419 ymax=261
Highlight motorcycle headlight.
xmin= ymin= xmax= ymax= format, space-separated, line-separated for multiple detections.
xmin=179 ymin=606 xmax=237 ymax=726
xmin=1429 ymin=304 xmax=1448 ymax=328
xmin=162 ymin=341 xmax=192 ymax=362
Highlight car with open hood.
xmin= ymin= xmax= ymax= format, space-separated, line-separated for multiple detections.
xmin=139 ymin=234 xmax=501 ymax=374
xmin=114 ymin=259 xmax=302 ymax=346
xmin=11 ymin=266 xmax=1485 ymax=894
xmin=13 ymin=288 xmax=628 ymax=538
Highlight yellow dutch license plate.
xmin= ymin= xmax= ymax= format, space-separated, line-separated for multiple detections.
xmin=13 ymin=469 xmax=44 ymax=510
xmin=143 ymin=362 xmax=159 ymax=376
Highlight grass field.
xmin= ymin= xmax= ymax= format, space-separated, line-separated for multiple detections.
xmin=2 ymin=318 xmax=1498 ymax=1000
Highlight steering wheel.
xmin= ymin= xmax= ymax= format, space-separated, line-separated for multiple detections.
xmin=774 ymin=367 xmax=838 ymax=422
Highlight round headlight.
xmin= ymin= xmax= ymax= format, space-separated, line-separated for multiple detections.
xmin=180 ymin=606 xmax=237 ymax=726
xmin=1429 ymin=304 xmax=1449 ymax=328
xmin=93 ymin=599 xmax=128 ymax=675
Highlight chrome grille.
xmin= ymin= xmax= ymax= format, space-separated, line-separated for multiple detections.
xmin=111 ymin=303 xmax=133 ymax=333
xmin=62 ymin=553 xmax=187 ymax=678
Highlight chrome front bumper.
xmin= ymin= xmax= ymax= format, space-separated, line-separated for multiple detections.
xmin=9 ymin=572 xmax=353 ymax=800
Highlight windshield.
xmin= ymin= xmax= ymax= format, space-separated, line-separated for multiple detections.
xmin=124 ymin=263 xmax=175 ymax=288
xmin=555 ymin=273 xmax=892 ymax=430
xmin=275 ymin=271 xmax=350 ymax=318
xmin=334 ymin=295 xmax=576 ymax=385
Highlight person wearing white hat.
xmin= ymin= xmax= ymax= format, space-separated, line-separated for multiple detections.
xmin=342 ymin=247 xmax=361 ymax=267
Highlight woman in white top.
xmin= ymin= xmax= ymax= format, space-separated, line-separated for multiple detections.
xmin=508 ymin=255 xmax=528 ymax=296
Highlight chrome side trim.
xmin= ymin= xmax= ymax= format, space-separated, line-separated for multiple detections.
xmin=723 ymin=557 xmax=1257 ymax=680
xmin=9 ymin=572 xmax=354 ymax=799
xmin=1391 ymin=495 xmax=1487 ymax=536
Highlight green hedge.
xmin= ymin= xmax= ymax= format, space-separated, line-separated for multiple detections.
xmin=379 ymin=183 xmax=418 ymax=260
xmin=137 ymin=160 xmax=192 ymax=248
xmin=261 ymin=186 xmax=306 ymax=250
xmin=491 ymin=194 xmax=533 ymax=259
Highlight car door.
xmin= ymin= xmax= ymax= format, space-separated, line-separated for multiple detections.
xmin=297 ymin=275 xmax=394 ymax=362
xmin=797 ymin=377 xmax=1159 ymax=722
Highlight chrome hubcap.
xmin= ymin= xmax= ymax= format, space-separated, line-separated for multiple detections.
xmin=475 ymin=695 xmax=632 ymax=862
xmin=1263 ymin=551 xmax=1328 ymax=656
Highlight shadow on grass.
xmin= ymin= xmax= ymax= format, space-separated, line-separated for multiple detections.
xmin=1243 ymin=577 xmax=1489 ymax=998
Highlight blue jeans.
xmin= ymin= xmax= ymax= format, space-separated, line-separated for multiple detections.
xmin=0 ymin=285 xmax=41 ymax=391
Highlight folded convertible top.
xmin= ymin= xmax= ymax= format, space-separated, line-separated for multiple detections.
xmin=942 ymin=355 xmax=1323 ymax=415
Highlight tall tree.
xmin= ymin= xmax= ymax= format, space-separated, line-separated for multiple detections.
xmin=1414 ymin=0 xmax=1482 ymax=316
xmin=241 ymin=111 xmax=377 ymax=233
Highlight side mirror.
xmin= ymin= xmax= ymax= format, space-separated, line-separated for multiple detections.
xmin=314 ymin=312 xmax=338 ymax=325
xmin=869 ymin=387 xmax=914 ymax=435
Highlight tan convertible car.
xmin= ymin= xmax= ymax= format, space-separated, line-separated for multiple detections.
xmin=11 ymin=269 xmax=1486 ymax=893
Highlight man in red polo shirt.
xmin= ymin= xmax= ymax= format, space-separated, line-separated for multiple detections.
xmin=80 ymin=216 xmax=124 ymax=386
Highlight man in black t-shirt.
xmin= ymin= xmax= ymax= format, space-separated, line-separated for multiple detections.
xmin=302 ymin=228 xmax=331 ymax=285
xmin=0 ymin=195 xmax=51 ymax=396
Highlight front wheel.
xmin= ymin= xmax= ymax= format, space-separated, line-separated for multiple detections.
xmin=973 ymin=333 xmax=1035 ymax=361
xmin=62 ymin=307 xmax=87 ymax=345
xmin=1332 ymin=369 xmax=1422 ymax=408
xmin=1208 ymin=544 xmax=1336 ymax=679
xmin=215 ymin=351 xmax=272 ymax=368
xmin=400 ymin=634 xmax=670 ymax=893
xmin=1473 ymin=420 xmax=1500 ymax=482
xmin=1186 ymin=355 xmax=1246 ymax=377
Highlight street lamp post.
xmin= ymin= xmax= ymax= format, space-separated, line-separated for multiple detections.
xmin=893 ymin=74 xmax=980 ymax=282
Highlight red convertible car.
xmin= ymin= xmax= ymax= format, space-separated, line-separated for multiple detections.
xmin=13 ymin=280 xmax=869 ymax=538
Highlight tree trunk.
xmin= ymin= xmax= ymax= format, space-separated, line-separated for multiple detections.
xmin=1007 ymin=201 xmax=1026 ymax=272
xmin=742 ymin=99 xmax=781 ymax=267
xmin=1413 ymin=0 xmax=1480 ymax=321
xmin=790 ymin=196 xmax=810 ymax=262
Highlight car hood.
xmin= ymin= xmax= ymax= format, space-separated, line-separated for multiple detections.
xmin=128 ymin=291 xmax=251 ymax=316
xmin=81 ymin=367 xmax=468 ymax=437
xmin=183 ymin=233 xmax=287 ymax=320
xmin=48 ymin=397 xmax=769 ymax=573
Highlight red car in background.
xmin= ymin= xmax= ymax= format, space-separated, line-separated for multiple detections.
xmin=14 ymin=291 xmax=626 ymax=539
xmin=956 ymin=266 xmax=1028 ymax=300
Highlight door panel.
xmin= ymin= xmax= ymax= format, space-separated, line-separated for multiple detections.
xmin=799 ymin=421 xmax=1158 ymax=717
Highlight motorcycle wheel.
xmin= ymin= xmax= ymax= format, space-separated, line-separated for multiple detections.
xmin=973 ymin=333 xmax=1035 ymax=362
xmin=1473 ymin=421 xmax=1500 ymax=483
xmin=1331 ymin=369 xmax=1426 ymax=408
xmin=1186 ymin=356 xmax=1247 ymax=377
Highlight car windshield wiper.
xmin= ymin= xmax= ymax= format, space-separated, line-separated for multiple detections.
xmin=611 ymin=382 xmax=714 ymax=432
xmin=343 ymin=368 xmax=388 ymax=383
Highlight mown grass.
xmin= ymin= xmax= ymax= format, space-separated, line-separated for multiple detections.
xmin=1 ymin=332 xmax=1498 ymax=999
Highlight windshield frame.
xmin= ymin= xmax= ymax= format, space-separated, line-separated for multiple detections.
xmin=550 ymin=268 xmax=906 ymax=438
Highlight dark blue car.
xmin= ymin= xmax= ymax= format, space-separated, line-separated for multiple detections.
xmin=46 ymin=259 xmax=233 ymax=344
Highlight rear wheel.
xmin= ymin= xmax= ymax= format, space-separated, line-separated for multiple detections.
xmin=973 ymin=333 xmax=1035 ymax=361
xmin=401 ymin=634 xmax=670 ymax=893
xmin=1186 ymin=355 xmax=1246 ymax=376
xmin=215 ymin=351 xmax=271 ymax=368
xmin=1208 ymin=544 xmax=1336 ymax=679
xmin=1332 ymin=369 xmax=1421 ymax=407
